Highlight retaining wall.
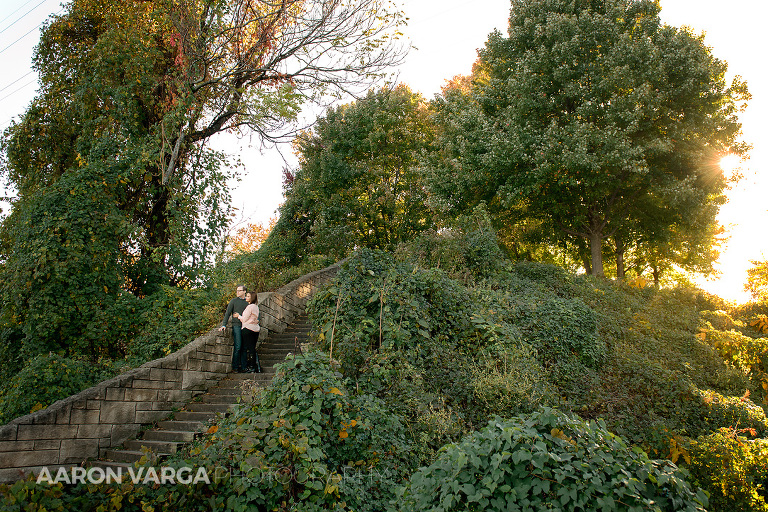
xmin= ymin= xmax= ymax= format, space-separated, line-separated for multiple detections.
xmin=0 ymin=260 xmax=342 ymax=482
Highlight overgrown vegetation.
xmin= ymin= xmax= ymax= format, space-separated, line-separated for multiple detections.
xmin=7 ymin=225 xmax=768 ymax=510
xmin=0 ymin=247 xmax=334 ymax=424
xmin=0 ymin=0 xmax=762 ymax=509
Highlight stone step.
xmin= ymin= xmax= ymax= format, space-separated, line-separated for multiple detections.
xmin=175 ymin=411 xmax=218 ymax=422
xmin=88 ymin=460 xmax=135 ymax=473
xmin=202 ymin=386 xmax=240 ymax=396
xmin=267 ymin=335 xmax=309 ymax=342
xmin=125 ymin=439 xmax=180 ymax=454
xmin=259 ymin=345 xmax=299 ymax=352
xmin=142 ymin=430 xmax=197 ymax=443
xmin=157 ymin=420 xmax=205 ymax=432
xmin=258 ymin=347 xmax=300 ymax=354
xmin=186 ymin=403 xmax=232 ymax=413
xmin=103 ymin=449 xmax=169 ymax=464
xmin=86 ymin=308 xmax=320 ymax=470
xmin=199 ymin=394 xmax=239 ymax=404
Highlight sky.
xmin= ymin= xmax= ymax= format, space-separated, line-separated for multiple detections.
xmin=0 ymin=0 xmax=766 ymax=302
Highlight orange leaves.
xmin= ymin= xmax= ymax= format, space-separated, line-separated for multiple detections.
xmin=227 ymin=216 xmax=278 ymax=254
xmin=749 ymin=314 xmax=768 ymax=334
xmin=668 ymin=436 xmax=691 ymax=465
xmin=339 ymin=419 xmax=358 ymax=440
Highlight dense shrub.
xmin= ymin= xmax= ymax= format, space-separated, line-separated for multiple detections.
xmin=700 ymin=310 xmax=744 ymax=332
xmin=396 ymin=407 xmax=708 ymax=511
xmin=0 ymin=354 xmax=116 ymax=423
xmin=401 ymin=204 xmax=506 ymax=281
xmin=686 ymin=429 xmax=768 ymax=512
xmin=470 ymin=341 xmax=553 ymax=417
xmin=307 ymin=249 xmax=473 ymax=377
xmin=690 ymin=388 xmax=768 ymax=437
xmin=522 ymin=297 xmax=604 ymax=369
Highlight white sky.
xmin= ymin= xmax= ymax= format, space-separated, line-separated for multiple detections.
xmin=1 ymin=0 xmax=766 ymax=302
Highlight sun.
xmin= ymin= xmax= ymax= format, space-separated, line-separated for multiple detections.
xmin=719 ymin=154 xmax=741 ymax=179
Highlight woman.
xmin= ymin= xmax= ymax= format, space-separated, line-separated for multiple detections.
xmin=233 ymin=291 xmax=261 ymax=373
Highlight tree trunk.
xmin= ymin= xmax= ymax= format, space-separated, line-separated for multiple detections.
xmin=581 ymin=251 xmax=592 ymax=276
xmin=652 ymin=264 xmax=660 ymax=287
xmin=589 ymin=230 xmax=605 ymax=277
xmin=615 ymin=237 xmax=625 ymax=280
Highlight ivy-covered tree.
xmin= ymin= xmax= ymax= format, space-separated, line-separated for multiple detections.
xmin=278 ymin=85 xmax=436 ymax=257
xmin=424 ymin=0 xmax=749 ymax=277
xmin=0 ymin=0 xmax=405 ymax=363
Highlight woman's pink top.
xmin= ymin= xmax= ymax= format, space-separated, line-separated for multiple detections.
xmin=239 ymin=304 xmax=260 ymax=332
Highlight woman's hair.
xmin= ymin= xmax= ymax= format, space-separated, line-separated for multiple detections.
xmin=246 ymin=291 xmax=258 ymax=304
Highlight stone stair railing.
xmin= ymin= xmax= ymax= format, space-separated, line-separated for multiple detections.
xmin=0 ymin=261 xmax=341 ymax=482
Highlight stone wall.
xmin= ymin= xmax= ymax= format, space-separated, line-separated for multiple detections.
xmin=0 ymin=260 xmax=342 ymax=482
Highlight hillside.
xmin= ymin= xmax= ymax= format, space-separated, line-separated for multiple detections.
xmin=5 ymin=226 xmax=768 ymax=511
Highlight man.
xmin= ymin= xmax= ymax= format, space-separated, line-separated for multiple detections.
xmin=219 ymin=284 xmax=248 ymax=372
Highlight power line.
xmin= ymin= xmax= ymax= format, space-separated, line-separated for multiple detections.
xmin=0 ymin=70 xmax=35 ymax=93
xmin=0 ymin=7 xmax=62 ymax=55
xmin=0 ymin=78 xmax=36 ymax=103
xmin=0 ymin=0 xmax=38 ymax=27
xmin=0 ymin=0 xmax=50 ymax=36
xmin=0 ymin=19 xmax=43 ymax=54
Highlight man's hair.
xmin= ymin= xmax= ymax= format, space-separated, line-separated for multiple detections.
xmin=237 ymin=284 xmax=247 ymax=292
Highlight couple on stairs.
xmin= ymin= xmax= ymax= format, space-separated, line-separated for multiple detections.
xmin=218 ymin=284 xmax=262 ymax=373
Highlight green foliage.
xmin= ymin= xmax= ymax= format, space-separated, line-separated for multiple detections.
xmin=396 ymin=407 xmax=708 ymax=511
xmin=470 ymin=341 xmax=552 ymax=418
xmin=0 ymin=354 xmax=116 ymax=424
xmin=689 ymin=388 xmax=768 ymax=438
xmin=424 ymin=0 xmax=748 ymax=277
xmin=308 ymin=249 xmax=473 ymax=378
xmin=686 ymin=429 xmax=768 ymax=512
xmin=0 ymin=168 xmax=130 ymax=360
xmin=522 ymin=297 xmax=605 ymax=369
xmin=282 ymin=85 xmax=436 ymax=259
xmin=705 ymin=329 xmax=768 ymax=402
xmin=746 ymin=260 xmax=768 ymax=302
xmin=701 ymin=310 xmax=745 ymax=332
xmin=402 ymin=204 xmax=506 ymax=280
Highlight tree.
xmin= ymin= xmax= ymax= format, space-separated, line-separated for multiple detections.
xmin=424 ymin=0 xmax=748 ymax=277
xmin=746 ymin=260 xmax=768 ymax=302
xmin=227 ymin=215 xmax=278 ymax=254
xmin=282 ymin=85 xmax=436 ymax=256
xmin=0 ymin=0 xmax=406 ymax=361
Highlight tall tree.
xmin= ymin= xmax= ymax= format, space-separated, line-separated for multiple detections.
xmin=0 ymin=0 xmax=405 ymax=360
xmin=280 ymin=85 xmax=436 ymax=256
xmin=424 ymin=0 xmax=748 ymax=277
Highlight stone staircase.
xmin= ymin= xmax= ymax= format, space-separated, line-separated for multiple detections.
xmin=94 ymin=314 xmax=312 ymax=468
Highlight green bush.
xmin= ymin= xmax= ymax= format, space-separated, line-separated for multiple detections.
xmin=0 ymin=352 xmax=412 ymax=512
xmin=686 ymin=429 xmax=768 ymax=512
xmin=400 ymin=204 xmax=506 ymax=281
xmin=523 ymin=297 xmax=605 ymax=369
xmin=700 ymin=310 xmax=744 ymax=332
xmin=691 ymin=388 xmax=768 ymax=438
xmin=470 ymin=341 xmax=553 ymax=417
xmin=0 ymin=354 xmax=115 ymax=423
xmin=396 ymin=407 xmax=708 ymax=512
xmin=307 ymin=249 xmax=473 ymax=377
